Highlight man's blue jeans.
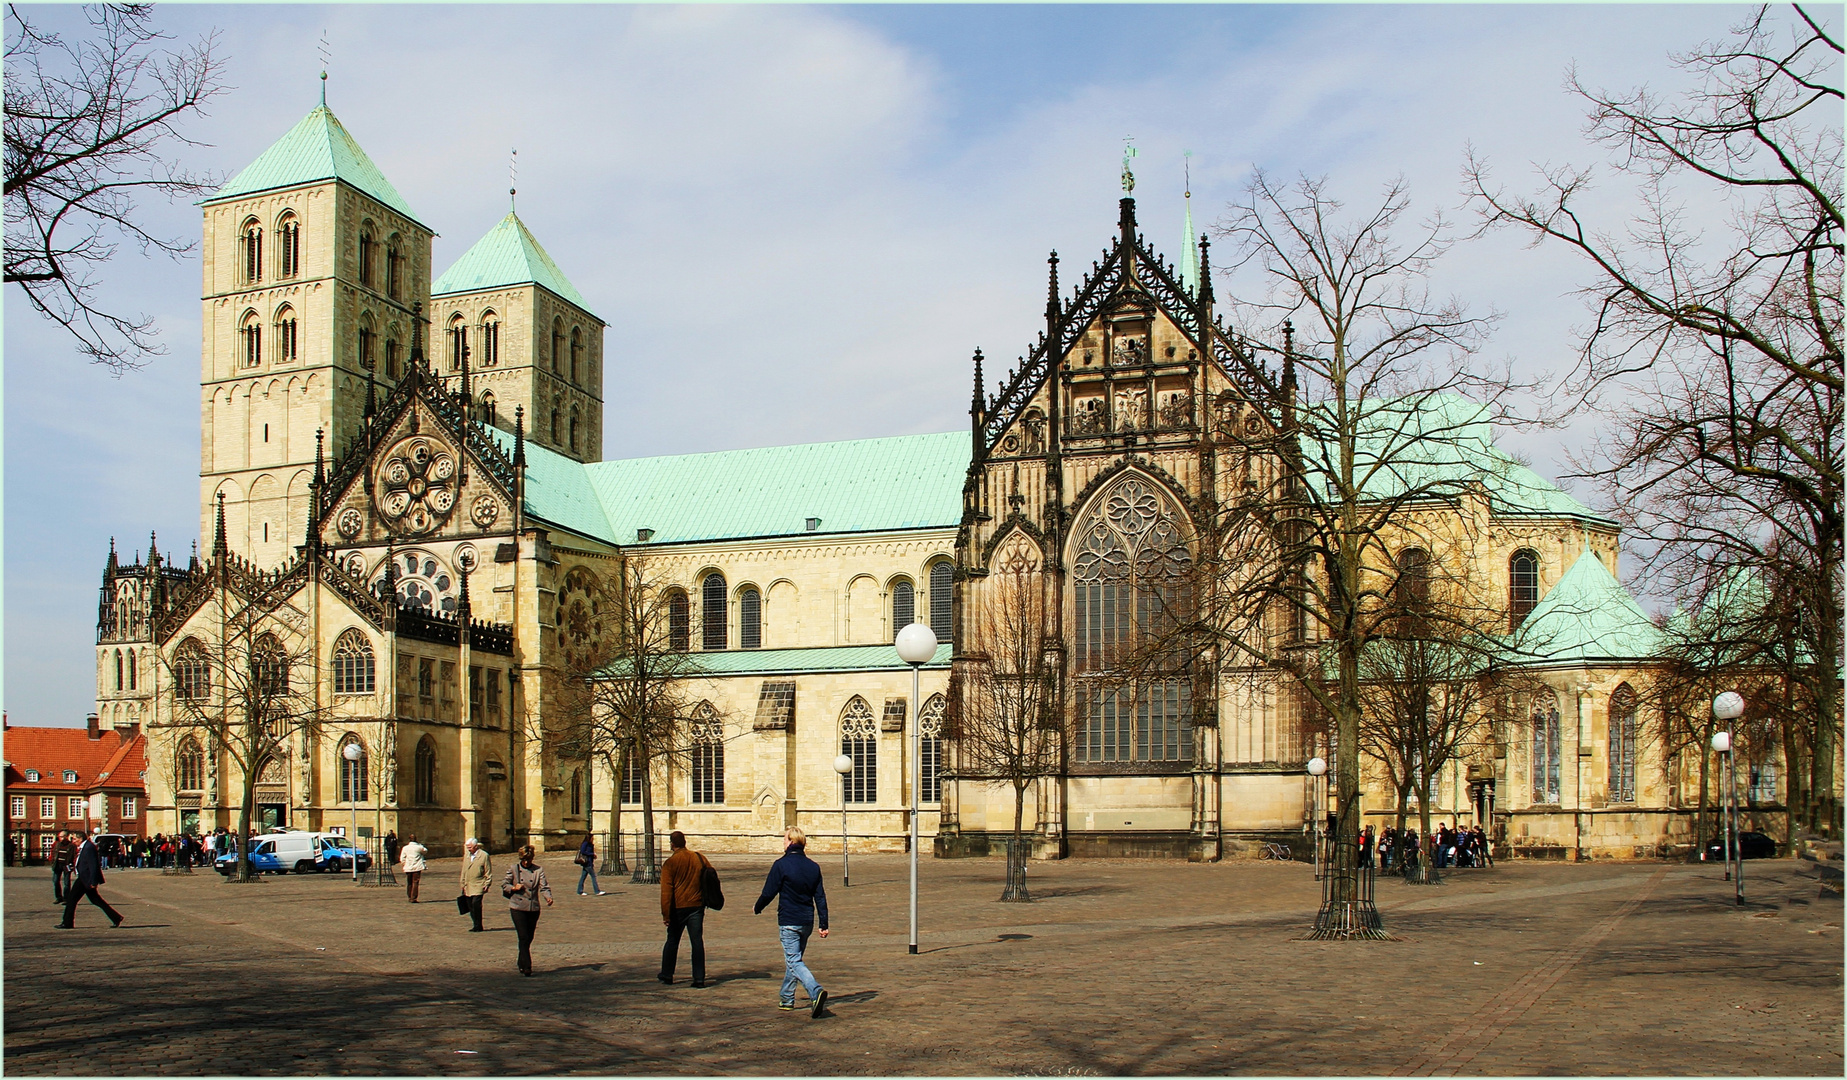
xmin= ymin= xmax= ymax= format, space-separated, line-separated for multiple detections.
xmin=778 ymin=924 xmax=822 ymax=1004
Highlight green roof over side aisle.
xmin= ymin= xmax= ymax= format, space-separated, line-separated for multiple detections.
xmin=433 ymin=212 xmax=600 ymax=320
xmin=205 ymin=105 xmax=424 ymax=226
xmin=601 ymin=642 xmax=952 ymax=680
xmin=584 ymin=432 xmax=970 ymax=546
xmin=1512 ymin=549 xmax=1663 ymax=664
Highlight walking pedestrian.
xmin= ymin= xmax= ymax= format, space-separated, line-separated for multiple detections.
xmin=460 ymin=838 xmax=492 ymax=931
xmin=502 ymin=844 xmax=553 ymax=976
xmin=50 ymin=831 xmax=75 ymax=903
xmin=399 ymin=834 xmax=428 ymax=902
xmin=59 ymin=831 xmax=123 ymax=929
xmin=384 ymin=830 xmax=400 ymax=867
xmin=575 ymin=834 xmax=606 ymax=896
xmin=753 ymin=826 xmax=829 ymax=1018
xmin=659 ymin=831 xmax=714 ymax=987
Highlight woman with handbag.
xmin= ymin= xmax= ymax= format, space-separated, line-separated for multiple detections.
xmin=575 ymin=835 xmax=604 ymax=896
xmin=503 ymin=845 xmax=554 ymax=976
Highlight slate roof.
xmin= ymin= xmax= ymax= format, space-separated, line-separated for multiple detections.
xmin=1511 ymin=550 xmax=1664 ymax=664
xmin=205 ymin=105 xmax=424 ymax=227
xmin=433 ymin=212 xmax=600 ymax=319
xmin=2 ymin=727 xmax=148 ymax=793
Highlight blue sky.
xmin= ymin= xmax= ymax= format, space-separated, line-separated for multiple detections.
xmin=4 ymin=3 xmax=1797 ymax=725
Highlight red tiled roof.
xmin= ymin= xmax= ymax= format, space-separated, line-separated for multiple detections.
xmin=2 ymin=726 xmax=148 ymax=794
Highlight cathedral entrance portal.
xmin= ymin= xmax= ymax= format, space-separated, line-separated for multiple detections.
xmin=257 ymin=803 xmax=286 ymax=831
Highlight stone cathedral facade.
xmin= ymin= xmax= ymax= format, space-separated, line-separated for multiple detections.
xmin=100 ymin=102 xmax=1739 ymax=861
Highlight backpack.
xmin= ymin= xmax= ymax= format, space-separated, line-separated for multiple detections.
xmin=700 ymin=856 xmax=724 ymax=911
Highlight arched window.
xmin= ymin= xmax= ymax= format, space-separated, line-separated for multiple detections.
xmin=702 ymin=572 xmax=728 ymax=650
xmin=550 ymin=408 xmax=560 ymax=445
xmin=414 ymin=737 xmax=437 ymax=805
xmin=358 ymin=226 xmax=377 ymax=287
xmin=480 ymin=391 xmax=497 ymax=427
xmin=338 ymin=735 xmax=368 ymax=803
xmin=114 ymin=649 xmax=123 ymax=691
xmin=242 ymin=219 xmax=263 ymax=284
xmin=551 ymin=318 xmax=564 ymax=373
xmin=385 ymin=336 xmax=400 ymax=380
xmin=569 ymin=406 xmax=580 ymax=452
xmin=1609 ymin=683 xmax=1637 ymax=803
xmin=448 ymin=314 xmax=467 ymax=372
xmin=840 ymin=697 xmax=877 ymax=803
xmin=928 ymin=560 xmax=954 ymax=641
xmin=570 ymin=768 xmax=583 ymax=815
xmin=275 ymin=304 xmax=298 ymax=362
xmin=276 ymin=213 xmax=300 ymax=278
xmin=251 ymin=633 xmax=289 ymax=698
xmin=176 ymin=737 xmax=204 ymax=791
xmin=620 ymin=752 xmax=643 ymax=806
xmin=127 ymin=649 xmax=137 ymax=691
xmin=570 ymin=326 xmax=582 ymax=383
xmin=1394 ymin=547 xmax=1431 ymax=608
xmin=241 ymin=310 xmax=262 ymax=368
xmin=1530 ymin=690 xmax=1562 ymax=804
xmin=891 ymin=579 xmax=915 ymax=632
xmin=667 ymin=590 xmax=690 ymax=652
xmin=357 ymin=314 xmax=376 ymax=372
xmin=385 ymin=235 xmax=402 ymax=300
xmin=1072 ymin=476 xmax=1194 ymax=762
xmin=331 ymin=630 xmax=375 ymax=695
xmin=738 ymin=586 xmax=761 ymax=649
xmin=919 ymin=693 xmax=945 ymax=803
xmin=480 ymin=313 xmax=499 ymax=366
xmin=691 ymin=705 xmax=724 ymax=804
xmin=1510 ymin=549 xmax=1540 ymax=628
xmin=174 ymin=639 xmax=211 ymax=700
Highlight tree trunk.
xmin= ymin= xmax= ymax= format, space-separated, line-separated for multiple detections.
xmin=1408 ymin=770 xmax=1439 ymax=885
xmin=635 ymin=736 xmax=660 ymax=884
xmin=1002 ymin=782 xmax=1031 ymax=902
xmin=1695 ymin=740 xmax=1711 ymax=862
xmin=235 ymin=779 xmax=256 ymax=882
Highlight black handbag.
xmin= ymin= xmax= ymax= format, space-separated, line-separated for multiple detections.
xmin=700 ymin=859 xmax=724 ymax=911
xmin=456 ymin=893 xmax=470 ymax=915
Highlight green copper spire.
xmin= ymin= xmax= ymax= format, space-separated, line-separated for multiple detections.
xmin=1180 ymin=151 xmax=1198 ymax=294
xmin=432 ymin=211 xmax=600 ymax=321
xmin=206 ymin=104 xmax=424 ymax=228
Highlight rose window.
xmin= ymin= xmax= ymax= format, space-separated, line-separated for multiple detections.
xmin=375 ymin=550 xmax=459 ymax=614
xmin=377 ymin=438 xmax=458 ymax=536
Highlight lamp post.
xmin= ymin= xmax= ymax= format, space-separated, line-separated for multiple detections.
xmin=1307 ymin=757 xmax=1328 ymax=881
xmin=833 ymin=753 xmax=854 ymax=886
xmin=340 ymin=742 xmax=362 ymax=882
xmin=895 ymin=622 xmax=938 ymax=956
xmin=1712 ymin=692 xmax=1745 ymax=905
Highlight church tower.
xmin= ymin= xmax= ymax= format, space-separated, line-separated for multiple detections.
xmin=431 ymin=211 xmax=605 ymax=463
xmin=198 ymin=101 xmax=435 ymax=565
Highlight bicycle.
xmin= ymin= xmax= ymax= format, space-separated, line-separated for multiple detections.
xmin=1260 ymin=842 xmax=1292 ymax=861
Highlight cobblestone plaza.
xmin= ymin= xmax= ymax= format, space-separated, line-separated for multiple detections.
xmin=4 ymin=855 xmax=1841 ymax=1076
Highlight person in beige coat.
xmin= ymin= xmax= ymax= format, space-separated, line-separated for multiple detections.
xmin=460 ymin=838 xmax=492 ymax=932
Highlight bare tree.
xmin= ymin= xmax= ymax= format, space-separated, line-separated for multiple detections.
xmin=952 ymin=551 xmax=1061 ymax=901
xmin=5 ymin=3 xmax=226 ymax=370
xmin=1198 ymin=170 xmax=1511 ymax=936
xmin=159 ymin=584 xmax=326 ymax=883
xmin=1467 ymin=5 xmax=1842 ymax=837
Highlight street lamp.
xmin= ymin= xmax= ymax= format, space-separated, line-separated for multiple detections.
xmin=1307 ymin=757 xmax=1328 ymax=880
xmin=1712 ymin=692 xmax=1745 ymax=905
xmin=833 ymin=753 xmax=854 ymax=886
xmin=895 ymin=621 xmax=938 ymax=956
xmin=340 ymin=742 xmax=362 ymax=882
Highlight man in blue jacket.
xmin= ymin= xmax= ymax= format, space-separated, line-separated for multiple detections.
xmin=754 ymin=826 xmax=829 ymax=1017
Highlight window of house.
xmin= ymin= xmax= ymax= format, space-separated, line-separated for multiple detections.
xmin=667 ymin=591 xmax=690 ymax=651
xmin=928 ymin=560 xmax=954 ymax=641
xmin=40 ymin=797 xmax=56 ymax=819
xmin=69 ymin=797 xmax=85 ymax=818
xmin=332 ymin=630 xmax=375 ymax=695
xmin=25 ymin=770 xmax=40 ymax=783
xmin=10 ymin=796 xmax=25 ymax=819
xmin=1395 ymin=547 xmax=1432 ymax=607
xmin=1609 ymin=682 xmax=1637 ymax=803
xmin=415 ymin=738 xmax=437 ymax=805
xmin=277 ymin=215 xmax=299 ymax=278
xmin=63 ymin=771 xmax=77 ymax=785
xmin=339 ymin=736 xmax=368 ymax=803
xmin=840 ymin=698 xmax=877 ymax=803
xmin=702 ymin=573 xmax=727 ymax=650
xmin=892 ymin=579 xmax=915 ymax=631
xmin=177 ymin=738 xmax=204 ymax=791
xmin=691 ymin=706 xmax=724 ymax=804
xmin=1748 ymin=762 xmax=1778 ymax=803
xmin=121 ymin=796 xmax=137 ymax=819
xmin=40 ymin=834 xmax=55 ymax=854
xmin=1510 ymin=549 xmax=1540 ymax=628
xmin=919 ymin=694 xmax=945 ymax=803
xmin=739 ymin=586 xmax=761 ymax=649
xmin=243 ymin=220 xmax=263 ymax=284
xmin=176 ymin=639 xmax=210 ymax=700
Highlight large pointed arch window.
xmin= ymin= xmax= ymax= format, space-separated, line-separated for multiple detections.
xmin=919 ymin=693 xmax=945 ymax=803
xmin=174 ymin=639 xmax=211 ymax=700
xmin=702 ymin=572 xmax=728 ymax=650
xmin=1072 ymin=475 xmax=1194 ymax=762
xmin=1509 ymin=549 xmax=1540 ymax=628
xmin=928 ymin=560 xmax=954 ymax=641
xmin=1609 ymin=683 xmax=1637 ymax=803
xmin=840 ymin=697 xmax=877 ymax=803
xmin=414 ymin=736 xmax=437 ymax=805
xmin=338 ymin=735 xmax=368 ymax=803
xmin=1530 ymin=690 xmax=1562 ymax=804
xmin=331 ymin=629 xmax=375 ymax=695
xmin=177 ymin=737 xmax=205 ymax=791
xmin=690 ymin=704 xmax=724 ymax=804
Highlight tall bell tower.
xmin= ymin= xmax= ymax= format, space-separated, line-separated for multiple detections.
xmin=198 ymin=100 xmax=434 ymax=566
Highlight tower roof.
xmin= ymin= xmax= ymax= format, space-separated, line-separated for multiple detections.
xmin=205 ymin=105 xmax=425 ymax=227
xmin=432 ymin=212 xmax=600 ymax=321
xmin=1512 ymin=548 xmax=1663 ymax=664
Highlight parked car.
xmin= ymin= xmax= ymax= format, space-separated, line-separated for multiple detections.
xmin=215 ymin=839 xmax=287 ymax=875
xmin=314 ymin=836 xmax=372 ymax=873
xmin=1706 ymin=831 xmax=1778 ymax=860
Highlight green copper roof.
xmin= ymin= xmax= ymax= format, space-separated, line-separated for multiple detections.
xmin=482 ymin=428 xmax=614 ymax=542
xmin=433 ymin=212 xmax=599 ymax=319
xmin=1512 ymin=549 xmax=1663 ymax=664
xmin=585 ymin=432 xmax=969 ymax=546
xmin=206 ymin=105 xmax=424 ymax=226
xmin=650 ymin=642 xmax=952 ymax=677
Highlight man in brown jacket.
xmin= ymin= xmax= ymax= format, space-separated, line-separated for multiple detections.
xmin=658 ymin=831 xmax=711 ymax=987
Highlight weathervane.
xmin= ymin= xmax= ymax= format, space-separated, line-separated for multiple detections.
xmin=318 ymin=31 xmax=330 ymax=105
xmin=509 ymin=148 xmax=518 ymax=212
xmin=1184 ymin=149 xmax=1193 ymax=199
xmin=1120 ymin=136 xmax=1138 ymax=194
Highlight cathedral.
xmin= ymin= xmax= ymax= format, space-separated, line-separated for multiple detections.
xmin=98 ymin=101 xmax=1741 ymax=861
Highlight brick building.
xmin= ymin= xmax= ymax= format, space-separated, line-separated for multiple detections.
xmin=4 ymin=716 xmax=149 ymax=864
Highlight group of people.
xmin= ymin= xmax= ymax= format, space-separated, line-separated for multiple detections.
xmin=416 ymin=826 xmax=832 ymax=1015
xmin=1358 ymin=823 xmax=1493 ymax=872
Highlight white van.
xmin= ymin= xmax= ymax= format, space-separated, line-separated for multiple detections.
xmin=262 ymin=831 xmax=324 ymax=873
